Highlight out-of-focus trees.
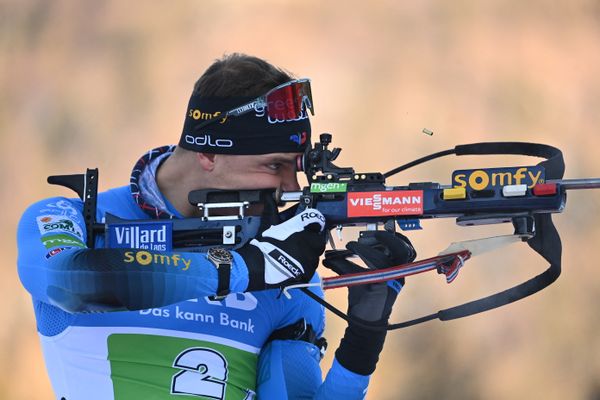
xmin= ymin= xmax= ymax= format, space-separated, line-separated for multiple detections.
xmin=4 ymin=1 xmax=600 ymax=398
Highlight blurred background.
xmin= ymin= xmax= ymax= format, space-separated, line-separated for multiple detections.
xmin=3 ymin=1 xmax=600 ymax=399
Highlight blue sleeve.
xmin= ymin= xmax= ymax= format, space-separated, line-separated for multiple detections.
xmin=256 ymin=283 xmax=371 ymax=399
xmin=257 ymin=341 xmax=370 ymax=399
xmin=17 ymin=197 xmax=250 ymax=313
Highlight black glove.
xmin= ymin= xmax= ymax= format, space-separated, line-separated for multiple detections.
xmin=323 ymin=230 xmax=416 ymax=375
xmin=238 ymin=208 xmax=327 ymax=291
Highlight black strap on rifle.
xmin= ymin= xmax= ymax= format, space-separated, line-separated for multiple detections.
xmin=428 ymin=142 xmax=564 ymax=325
xmin=304 ymin=142 xmax=564 ymax=331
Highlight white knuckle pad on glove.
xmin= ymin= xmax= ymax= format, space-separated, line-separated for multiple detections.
xmin=261 ymin=209 xmax=325 ymax=240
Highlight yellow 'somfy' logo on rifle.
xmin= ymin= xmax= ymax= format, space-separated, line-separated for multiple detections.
xmin=452 ymin=166 xmax=545 ymax=190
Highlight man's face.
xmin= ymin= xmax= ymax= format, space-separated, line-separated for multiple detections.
xmin=209 ymin=152 xmax=302 ymax=192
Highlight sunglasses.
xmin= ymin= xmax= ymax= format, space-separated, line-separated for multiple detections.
xmin=194 ymin=79 xmax=314 ymax=130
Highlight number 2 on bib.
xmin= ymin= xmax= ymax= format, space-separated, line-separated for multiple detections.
xmin=171 ymin=347 xmax=228 ymax=399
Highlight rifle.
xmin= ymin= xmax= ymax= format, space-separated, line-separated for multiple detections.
xmin=47 ymin=133 xmax=600 ymax=330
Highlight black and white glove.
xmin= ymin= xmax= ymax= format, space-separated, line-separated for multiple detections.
xmin=238 ymin=208 xmax=326 ymax=291
xmin=323 ymin=230 xmax=416 ymax=375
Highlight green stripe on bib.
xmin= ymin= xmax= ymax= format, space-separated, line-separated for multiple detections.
xmin=108 ymin=333 xmax=257 ymax=399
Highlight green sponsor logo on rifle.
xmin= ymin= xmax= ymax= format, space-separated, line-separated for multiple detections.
xmin=310 ymin=182 xmax=348 ymax=193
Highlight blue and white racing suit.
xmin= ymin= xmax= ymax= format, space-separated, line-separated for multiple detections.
xmin=17 ymin=146 xmax=371 ymax=400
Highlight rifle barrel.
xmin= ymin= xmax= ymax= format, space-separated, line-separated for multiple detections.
xmin=550 ymin=178 xmax=600 ymax=190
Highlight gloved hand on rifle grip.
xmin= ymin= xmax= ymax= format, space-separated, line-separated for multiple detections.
xmin=323 ymin=230 xmax=416 ymax=375
xmin=238 ymin=208 xmax=326 ymax=291
xmin=324 ymin=230 xmax=416 ymax=322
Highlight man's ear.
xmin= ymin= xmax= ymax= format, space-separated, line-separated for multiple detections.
xmin=196 ymin=152 xmax=217 ymax=171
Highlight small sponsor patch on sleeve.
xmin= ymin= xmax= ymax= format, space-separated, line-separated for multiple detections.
xmin=37 ymin=215 xmax=84 ymax=239
xmin=45 ymin=247 xmax=68 ymax=259
xmin=42 ymin=234 xmax=86 ymax=249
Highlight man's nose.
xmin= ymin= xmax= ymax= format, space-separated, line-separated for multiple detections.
xmin=281 ymin=172 xmax=301 ymax=192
